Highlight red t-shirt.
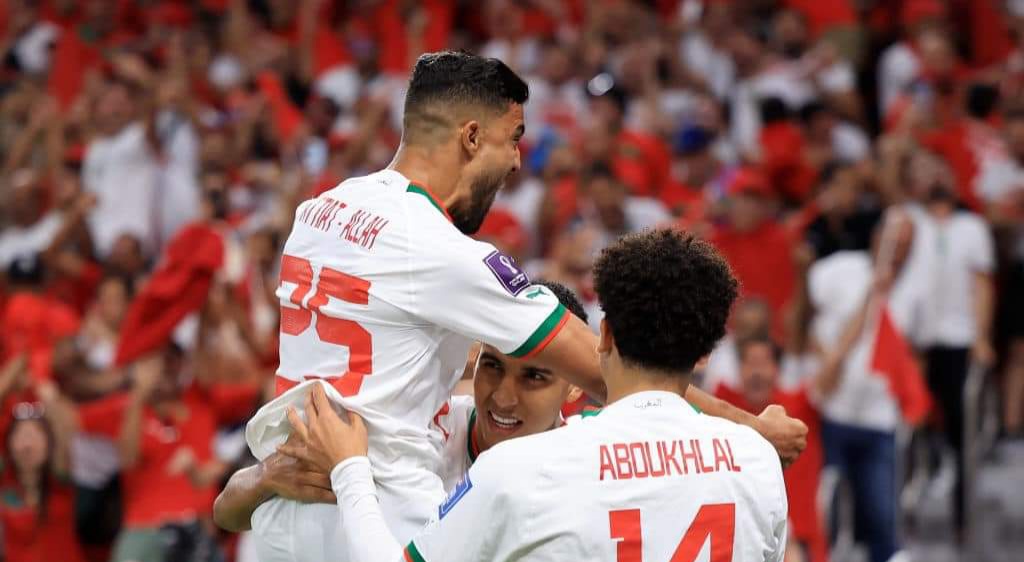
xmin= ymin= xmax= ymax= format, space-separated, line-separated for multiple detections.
xmin=919 ymin=119 xmax=999 ymax=212
xmin=710 ymin=221 xmax=796 ymax=336
xmin=660 ymin=180 xmax=708 ymax=229
xmin=0 ymin=479 xmax=86 ymax=562
xmin=77 ymin=383 xmax=260 ymax=528
xmin=714 ymin=383 xmax=828 ymax=562
xmin=372 ymin=0 xmax=454 ymax=75
xmin=1 ymin=292 xmax=81 ymax=382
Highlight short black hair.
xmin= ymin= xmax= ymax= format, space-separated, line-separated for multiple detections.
xmin=536 ymin=279 xmax=588 ymax=325
xmin=403 ymin=51 xmax=528 ymax=141
xmin=736 ymin=334 xmax=783 ymax=364
xmin=594 ymin=229 xmax=738 ymax=374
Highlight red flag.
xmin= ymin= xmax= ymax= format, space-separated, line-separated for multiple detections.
xmin=869 ymin=305 xmax=932 ymax=425
xmin=114 ymin=223 xmax=224 ymax=366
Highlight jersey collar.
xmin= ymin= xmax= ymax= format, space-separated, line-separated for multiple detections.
xmin=467 ymin=408 xmax=482 ymax=463
xmin=602 ymin=390 xmax=700 ymax=416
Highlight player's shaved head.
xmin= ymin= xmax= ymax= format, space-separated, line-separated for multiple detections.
xmin=403 ymin=51 xmax=529 ymax=146
xmin=594 ymin=229 xmax=738 ymax=375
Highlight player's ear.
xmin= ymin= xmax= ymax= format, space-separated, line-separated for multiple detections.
xmin=460 ymin=120 xmax=481 ymax=156
xmin=597 ymin=319 xmax=614 ymax=355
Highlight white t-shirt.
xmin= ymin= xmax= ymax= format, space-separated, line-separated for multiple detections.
xmin=333 ymin=390 xmax=788 ymax=562
xmin=155 ymin=111 xmax=202 ymax=245
xmin=0 ymin=212 xmax=62 ymax=268
xmin=245 ymin=169 xmax=568 ymax=559
xmin=905 ymin=206 xmax=996 ymax=347
xmin=877 ymin=41 xmax=920 ymax=117
xmin=82 ymin=123 xmax=160 ymax=256
xmin=808 ymin=251 xmax=926 ymax=431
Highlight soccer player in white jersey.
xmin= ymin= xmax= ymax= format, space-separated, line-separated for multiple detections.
xmin=221 ymin=51 xmax=805 ymax=561
xmin=211 ymin=280 xmax=587 ymax=530
xmin=285 ymin=228 xmax=790 ymax=562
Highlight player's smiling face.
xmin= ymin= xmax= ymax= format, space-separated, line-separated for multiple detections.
xmin=450 ymin=103 xmax=524 ymax=234
xmin=472 ymin=344 xmax=570 ymax=450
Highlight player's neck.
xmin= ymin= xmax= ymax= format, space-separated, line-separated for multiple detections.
xmin=604 ymin=365 xmax=690 ymax=405
xmin=389 ymin=144 xmax=459 ymax=206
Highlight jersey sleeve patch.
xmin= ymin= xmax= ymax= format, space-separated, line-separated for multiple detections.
xmin=483 ymin=250 xmax=531 ymax=296
xmin=438 ymin=472 xmax=473 ymax=519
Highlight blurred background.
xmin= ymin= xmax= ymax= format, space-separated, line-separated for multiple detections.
xmin=0 ymin=0 xmax=1023 ymax=561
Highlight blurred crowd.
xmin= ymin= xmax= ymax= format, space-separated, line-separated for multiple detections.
xmin=1 ymin=0 xmax=1024 ymax=561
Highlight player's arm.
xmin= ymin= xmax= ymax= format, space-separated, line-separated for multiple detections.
xmin=280 ymin=386 xmax=516 ymax=562
xmin=213 ymin=437 xmax=336 ymax=532
xmin=533 ymin=327 xmax=808 ymax=466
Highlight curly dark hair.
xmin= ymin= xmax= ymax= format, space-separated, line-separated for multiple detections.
xmin=536 ymin=279 xmax=588 ymax=325
xmin=593 ymin=228 xmax=739 ymax=375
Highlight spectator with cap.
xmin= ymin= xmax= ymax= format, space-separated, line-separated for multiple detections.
xmin=710 ymin=168 xmax=798 ymax=339
xmin=661 ymin=123 xmax=720 ymax=232
xmin=1 ymin=254 xmax=80 ymax=384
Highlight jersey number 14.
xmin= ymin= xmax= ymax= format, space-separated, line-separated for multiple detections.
xmin=609 ymin=503 xmax=735 ymax=562
xmin=279 ymin=255 xmax=372 ymax=396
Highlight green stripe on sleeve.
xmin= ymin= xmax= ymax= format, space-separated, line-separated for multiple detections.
xmin=509 ymin=303 xmax=568 ymax=358
xmin=405 ymin=542 xmax=427 ymax=562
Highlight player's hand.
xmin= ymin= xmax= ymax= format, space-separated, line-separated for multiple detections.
xmin=261 ymin=433 xmax=336 ymax=504
xmin=278 ymin=384 xmax=369 ymax=474
xmin=756 ymin=405 xmax=808 ymax=468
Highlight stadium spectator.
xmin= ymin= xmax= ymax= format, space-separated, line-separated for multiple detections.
xmin=714 ymin=335 xmax=828 ymax=562
xmin=808 ymin=211 xmax=924 ymax=562
xmin=710 ymin=169 xmax=798 ymax=337
xmin=902 ymin=146 xmax=997 ymax=531
xmin=0 ymin=401 xmax=85 ymax=562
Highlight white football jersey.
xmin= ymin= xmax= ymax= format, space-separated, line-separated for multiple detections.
xmin=406 ymin=391 xmax=788 ymax=562
xmin=245 ymin=169 xmax=568 ymax=555
xmin=434 ymin=395 xmax=477 ymax=493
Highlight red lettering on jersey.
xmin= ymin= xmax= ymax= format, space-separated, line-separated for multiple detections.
xmin=629 ymin=443 xmax=649 ymax=478
xmin=340 ymin=209 xmax=389 ymax=251
xmin=358 ymin=216 xmax=390 ymax=249
xmin=432 ymin=402 xmax=451 ymax=442
xmin=712 ymin=438 xmax=732 ymax=472
xmin=725 ymin=439 xmax=742 ymax=472
xmin=680 ymin=439 xmax=700 ymax=474
xmin=341 ymin=209 xmax=365 ymax=242
xmin=599 ymin=445 xmax=616 ymax=481
xmin=613 ymin=443 xmax=633 ymax=479
xmin=645 ymin=442 xmax=665 ymax=477
xmin=695 ymin=440 xmax=715 ymax=473
xmin=662 ymin=440 xmax=682 ymax=476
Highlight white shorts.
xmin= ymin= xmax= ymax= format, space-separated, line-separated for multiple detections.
xmin=250 ymin=471 xmax=445 ymax=562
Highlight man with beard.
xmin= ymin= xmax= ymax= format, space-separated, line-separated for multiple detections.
xmin=230 ymin=51 xmax=807 ymax=562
